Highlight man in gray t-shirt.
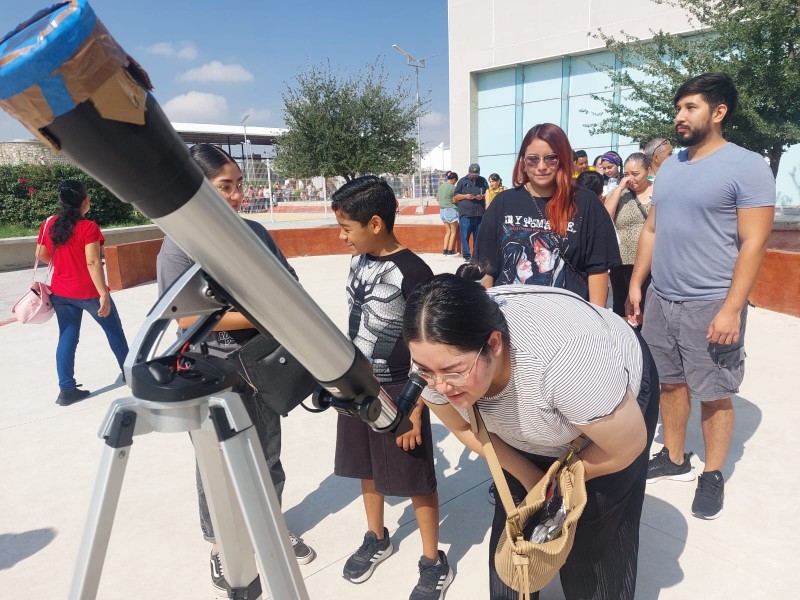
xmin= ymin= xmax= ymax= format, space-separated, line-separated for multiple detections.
xmin=627 ymin=73 xmax=775 ymax=521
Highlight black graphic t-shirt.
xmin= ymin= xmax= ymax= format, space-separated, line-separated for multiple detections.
xmin=346 ymin=249 xmax=433 ymax=384
xmin=474 ymin=186 xmax=620 ymax=299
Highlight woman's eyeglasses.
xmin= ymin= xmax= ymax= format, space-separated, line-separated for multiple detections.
xmin=523 ymin=154 xmax=559 ymax=168
xmin=412 ymin=346 xmax=484 ymax=388
xmin=216 ymin=182 xmax=245 ymax=196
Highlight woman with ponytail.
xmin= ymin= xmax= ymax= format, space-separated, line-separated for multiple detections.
xmin=473 ymin=123 xmax=620 ymax=306
xmin=34 ymin=179 xmax=129 ymax=406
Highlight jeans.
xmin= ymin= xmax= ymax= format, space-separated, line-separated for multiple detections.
xmin=51 ymin=294 xmax=129 ymax=391
xmin=459 ymin=215 xmax=482 ymax=258
xmin=197 ymin=379 xmax=285 ymax=543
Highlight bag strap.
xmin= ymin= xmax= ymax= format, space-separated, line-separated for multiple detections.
xmin=467 ymin=404 xmax=588 ymax=538
xmin=33 ymin=216 xmax=55 ymax=283
xmin=632 ymin=194 xmax=650 ymax=221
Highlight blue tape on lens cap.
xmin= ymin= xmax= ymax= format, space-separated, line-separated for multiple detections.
xmin=0 ymin=0 xmax=97 ymax=107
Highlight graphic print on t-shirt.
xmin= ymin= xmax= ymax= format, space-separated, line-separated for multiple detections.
xmin=346 ymin=257 xmax=405 ymax=383
xmin=498 ymin=214 xmax=574 ymax=288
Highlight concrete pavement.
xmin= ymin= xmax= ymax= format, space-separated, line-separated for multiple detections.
xmin=1 ymin=252 xmax=798 ymax=599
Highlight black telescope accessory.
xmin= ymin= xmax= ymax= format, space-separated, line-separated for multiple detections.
xmin=130 ymin=352 xmax=238 ymax=402
xmin=312 ymin=373 xmax=427 ymax=437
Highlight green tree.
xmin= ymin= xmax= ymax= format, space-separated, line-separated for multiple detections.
xmin=275 ymin=61 xmax=422 ymax=181
xmin=590 ymin=0 xmax=800 ymax=175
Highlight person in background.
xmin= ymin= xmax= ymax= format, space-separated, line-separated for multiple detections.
xmin=642 ymin=138 xmax=674 ymax=180
xmin=599 ymin=151 xmax=623 ymax=196
xmin=485 ymin=173 xmax=506 ymax=208
xmin=574 ymin=170 xmax=605 ymax=200
xmin=592 ymin=154 xmax=605 ymax=172
xmin=35 ymin=180 xmax=129 ymax=406
xmin=331 ymin=176 xmax=453 ymax=600
xmin=436 ymin=171 xmax=459 ymax=256
xmin=403 ymin=269 xmax=659 ymax=600
xmin=604 ymin=152 xmax=653 ymax=319
xmin=627 ymin=72 xmax=775 ymax=520
xmin=473 ymin=123 xmax=620 ymax=306
xmin=453 ymin=163 xmax=488 ymax=260
xmin=573 ymin=149 xmax=589 ymax=177
xmin=156 ymin=144 xmax=315 ymax=595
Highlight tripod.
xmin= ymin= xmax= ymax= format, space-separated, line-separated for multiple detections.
xmin=69 ymin=266 xmax=309 ymax=600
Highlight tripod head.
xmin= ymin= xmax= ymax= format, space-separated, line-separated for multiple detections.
xmin=0 ymin=0 xmax=421 ymax=436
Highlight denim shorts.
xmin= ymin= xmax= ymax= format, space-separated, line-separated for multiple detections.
xmin=642 ymin=287 xmax=747 ymax=402
xmin=439 ymin=207 xmax=458 ymax=223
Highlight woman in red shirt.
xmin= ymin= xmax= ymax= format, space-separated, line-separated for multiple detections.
xmin=35 ymin=180 xmax=129 ymax=406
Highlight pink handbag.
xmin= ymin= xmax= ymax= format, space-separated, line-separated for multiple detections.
xmin=12 ymin=217 xmax=55 ymax=324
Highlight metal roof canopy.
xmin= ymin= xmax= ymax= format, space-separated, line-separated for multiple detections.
xmin=171 ymin=122 xmax=287 ymax=147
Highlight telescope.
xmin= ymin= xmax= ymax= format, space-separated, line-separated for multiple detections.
xmin=0 ymin=2 xmax=424 ymax=598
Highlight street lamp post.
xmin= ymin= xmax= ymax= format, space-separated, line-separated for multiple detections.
xmin=392 ymin=44 xmax=435 ymax=214
xmin=240 ymin=114 xmax=250 ymax=183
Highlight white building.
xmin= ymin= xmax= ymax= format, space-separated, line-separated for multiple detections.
xmin=447 ymin=1 xmax=800 ymax=205
xmin=447 ymin=0 xmax=697 ymax=186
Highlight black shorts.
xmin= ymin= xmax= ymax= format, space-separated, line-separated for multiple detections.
xmin=334 ymin=382 xmax=437 ymax=497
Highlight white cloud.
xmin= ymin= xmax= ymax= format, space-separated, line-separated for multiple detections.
xmin=421 ymin=110 xmax=447 ymax=127
xmin=146 ymin=41 xmax=198 ymax=60
xmin=178 ymin=61 xmax=254 ymax=83
xmin=240 ymin=108 xmax=273 ymax=125
xmin=162 ymin=91 xmax=229 ymax=122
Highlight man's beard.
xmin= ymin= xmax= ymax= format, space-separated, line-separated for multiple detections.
xmin=676 ymin=120 xmax=711 ymax=147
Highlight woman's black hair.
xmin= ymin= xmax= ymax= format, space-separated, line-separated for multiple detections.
xmin=189 ymin=143 xmax=238 ymax=179
xmin=403 ymin=263 xmax=509 ymax=354
xmin=624 ymin=151 xmax=652 ymax=171
xmin=488 ymin=173 xmax=502 ymax=184
xmin=50 ymin=179 xmax=88 ymax=246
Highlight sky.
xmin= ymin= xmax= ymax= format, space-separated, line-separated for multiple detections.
xmin=0 ymin=0 xmax=451 ymax=154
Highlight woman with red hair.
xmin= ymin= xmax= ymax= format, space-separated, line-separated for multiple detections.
xmin=473 ymin=123 xmax=620 ymax=305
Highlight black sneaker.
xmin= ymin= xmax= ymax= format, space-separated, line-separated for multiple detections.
xmin=646 ymin=447 xmax=695 ymax=483
xmin=289 ymin=531 xmax=316 ymax=565
xmin=488 ymin=482 xmax=496 ymax=505
xmin=343 ymin=527 xmax=393 ymax=583
xmin=410 ymin=550 xmax=454 ymax=600
xmin=55 ymin=386 xmax=91 ymax=406
xmin=692 ymin=470 xmax=725 ymax=520
xmin=209 ymin=551 xmax=228 ymax=594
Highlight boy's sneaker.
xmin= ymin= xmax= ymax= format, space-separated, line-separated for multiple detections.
xmin=343 ymin=527 xmax=393 ymax=583
xmin=692 ymin=470 xmax=725 ymax=520
xmin=410 ymin=550 xmax=454 ymax=600
xmin=289 ymin=531 xmax=316 ymax=565
xmin=488 ymin=482 xmax=496 ymax=505
xmin=209 ymin=551 xmax=228 ymax=594
xmin=646 ymin=447 xmax=695 ymax=483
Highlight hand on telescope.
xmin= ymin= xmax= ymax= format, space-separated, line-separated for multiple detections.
xmin=396 ymin=403 xmax=424 ymax=451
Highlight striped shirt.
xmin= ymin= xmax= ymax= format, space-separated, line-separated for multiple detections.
xmin=425 ymin=285 xmax=643 ymax=457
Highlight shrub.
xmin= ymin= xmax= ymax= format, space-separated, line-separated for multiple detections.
xmin=0 ymin=163 xmax=149 ymax=227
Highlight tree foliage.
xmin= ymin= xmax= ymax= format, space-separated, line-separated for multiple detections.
xmin=275 ymin=61 xmax=422 ymax=181
xmin=590 ymin=0 xmax=800 ymax=175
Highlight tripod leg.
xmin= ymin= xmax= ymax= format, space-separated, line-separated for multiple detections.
xmin=193 ymin=423 xmax=262 ymax=598
xmin=69 ymin=408 xmax=138 ymax=599
xmin=205 ymin=392 xmax=309 ymax=600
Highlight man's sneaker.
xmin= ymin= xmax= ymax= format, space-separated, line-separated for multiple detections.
xmin=55 ymin=386 xmax=91 ymax=406
xmin=289 ymin=531 xmax=316 ymax=565
xmin=342 ymin=527 xmax=393 ymax=583
xmin=410 ymin=550 xmax=454 ymax=600
xmin=646 ymin=447 xmax=695 ymax=483
xmin=488 ymin=482 xmax=496 ymax=505
xmin=209 ymin=551 xmax=228 ymax=594
xmin=692 ymin=470 xmax=725 ymax=520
